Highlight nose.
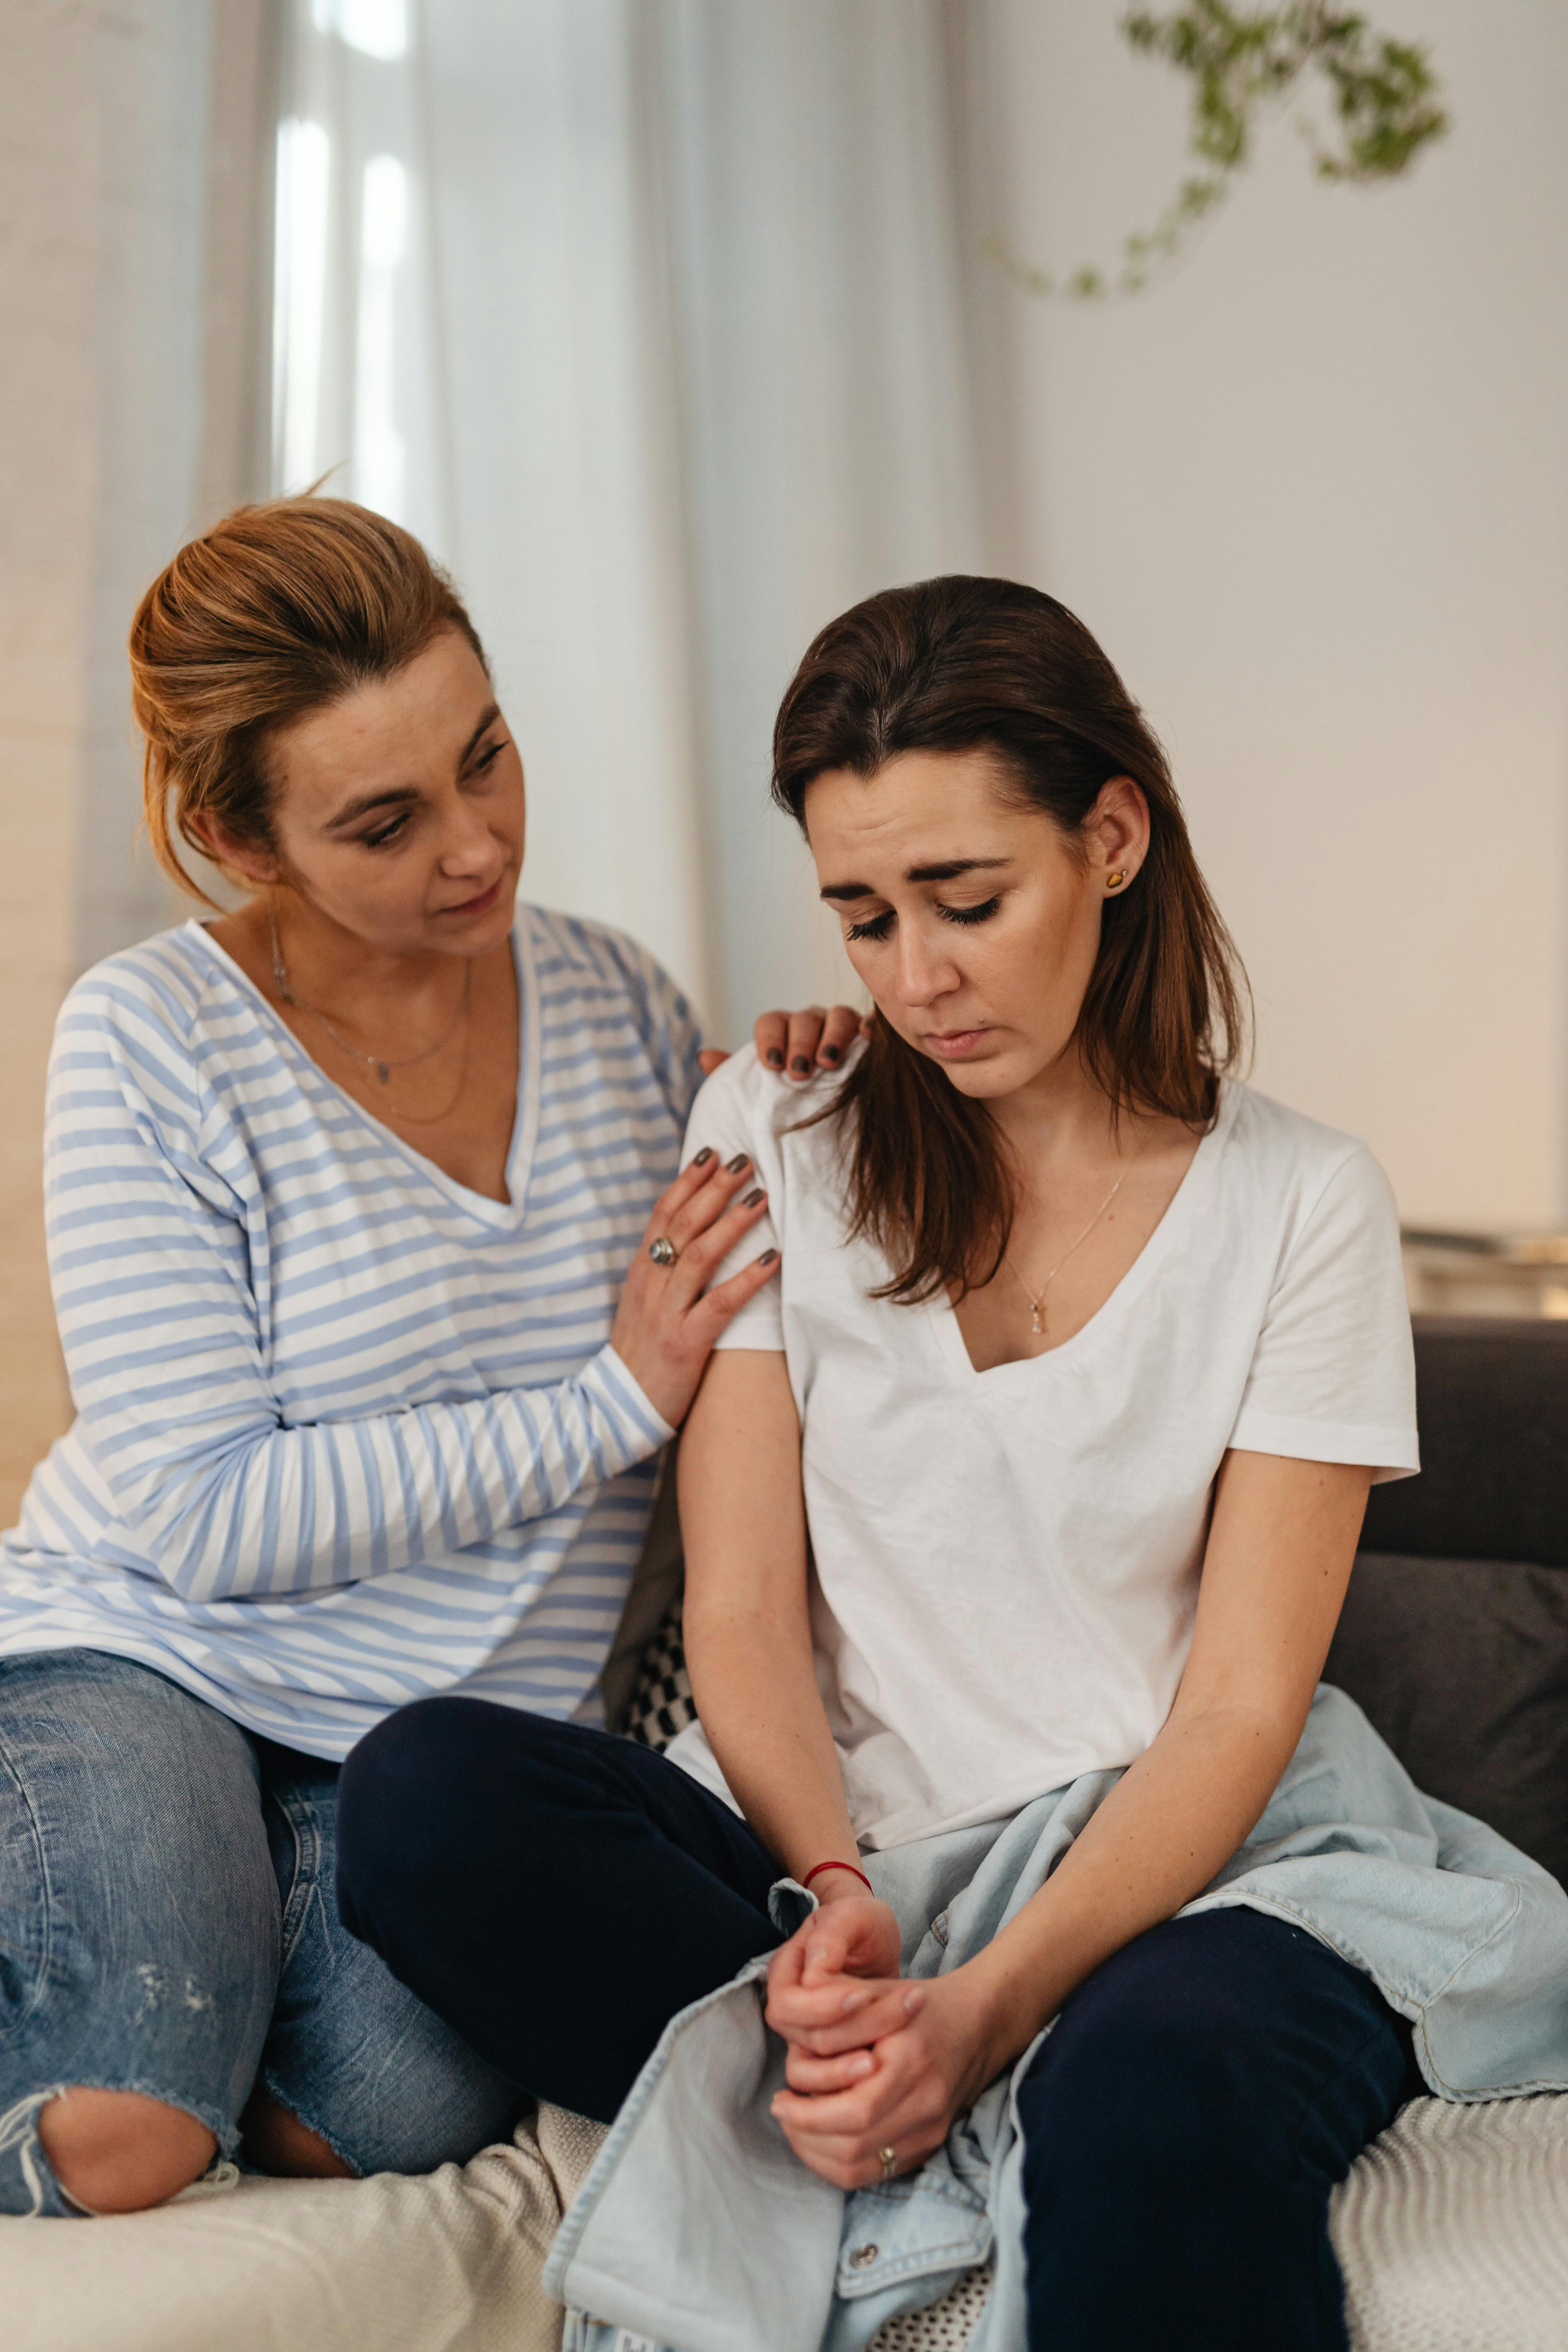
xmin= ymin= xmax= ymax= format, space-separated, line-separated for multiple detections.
xmin=436 ymin=795 xmax=505 ymax=877
xmin=893 ymin=921 xmax=961 ymax=1009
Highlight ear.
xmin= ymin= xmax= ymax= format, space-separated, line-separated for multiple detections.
xmin=1084 ymin=776 xmax=1150 ymax=893
xmin=184 ymin=810 xmax=281 ymax=888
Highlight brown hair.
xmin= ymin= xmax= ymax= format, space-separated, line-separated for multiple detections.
xmin=131 ymin=497 xmax=488 ymax=903
xmin=772 ymin=575 xmax=1248 ymax=1304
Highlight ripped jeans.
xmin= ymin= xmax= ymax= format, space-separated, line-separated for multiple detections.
xmin=0 ymin=1650 xmax=526 ymax=2214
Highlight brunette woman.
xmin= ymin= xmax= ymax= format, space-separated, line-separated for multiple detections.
xmin=0 ymin=497 xmax=855 ymax=2219
xmin=341 ymin=578 xmax=1568 ymax=2350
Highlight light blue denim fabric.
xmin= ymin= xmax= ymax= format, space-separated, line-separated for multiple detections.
xmin=0 ymin=1650 xmax=526 ymax=2215
xmin=545 ymin=1686 xmax=1568 ymax=2352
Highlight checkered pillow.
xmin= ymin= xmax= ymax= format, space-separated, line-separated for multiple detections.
xmin=623 ymin=1596 xmax=697 ymax=1752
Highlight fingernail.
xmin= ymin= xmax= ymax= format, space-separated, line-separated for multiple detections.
xmin=819 ymin=1045 xmax=841 ymax=1064
xmin=725 ymin=1154 xmax=750 ymax=1175
xmin=790 ymin=1056 xmax=810 ymax=1074
xmin=852 ymin=2054 xmax=873 ymax=2076
xmin=693 ymin=1146 xmax=713 ymax=1166
xmin=743 ymin=1187 xmax=765 ymax=1208
xmin=758 ymin=1248 xmax=779 ymax=1266
xmin=765 ymin=1048 xmax=784 ymax=1068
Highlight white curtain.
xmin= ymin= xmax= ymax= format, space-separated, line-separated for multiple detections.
xmin=273 ymin=0 xmax=987 ymax=1035
xmin=68 ymin=0 xmax=233 ymax=974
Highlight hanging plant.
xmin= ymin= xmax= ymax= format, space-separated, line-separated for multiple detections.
xmin=989 ymin=2 xmax=1449 ymax=301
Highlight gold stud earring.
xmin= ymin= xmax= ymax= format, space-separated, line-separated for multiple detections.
xmin=1107 ymin=869 xmax=1128 ymax=890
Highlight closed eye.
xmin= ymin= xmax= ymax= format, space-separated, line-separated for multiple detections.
xmin=846 ymin=896 xmax=1002 ymax=942
xmin=362 ymin=811 xmax=413 ymax=849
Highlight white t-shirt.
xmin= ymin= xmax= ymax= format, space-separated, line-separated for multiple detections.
xmin=666 ymin=1050 xmax=1419 ymax=1853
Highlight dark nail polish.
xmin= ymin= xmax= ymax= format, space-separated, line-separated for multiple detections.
xmin=693 ymin=1146 xmax=714 ymax=1166
xmin=820 ymin=1045 xmax=841 ymax=1064
xmin=742 ymin=1187 xmax=765 ymax=1208
xmin=790 ymin=1056 xmax=810 ymax=1074
xmin=758 ymin=1248 xmax=779 ymax=1266
xmin=725 ymin=1154 xmax=750 ymax=1175
xmin=765 ymin=1048 xmax=785 ymax=1068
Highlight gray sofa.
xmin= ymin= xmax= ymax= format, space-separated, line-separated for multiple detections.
xmin=1327 ymin=1315 xmax=1568 ymax=1892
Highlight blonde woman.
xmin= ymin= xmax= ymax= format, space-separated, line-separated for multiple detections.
xmin=0 ymin=499 xmax=854 ymax=2218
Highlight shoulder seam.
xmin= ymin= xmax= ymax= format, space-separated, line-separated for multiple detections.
xmin=1288 ymin=1140 xmax=1378 ymax=1260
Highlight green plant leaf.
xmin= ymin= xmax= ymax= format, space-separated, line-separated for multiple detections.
xmin=994 ymin=2 xmax=1448 ymax=302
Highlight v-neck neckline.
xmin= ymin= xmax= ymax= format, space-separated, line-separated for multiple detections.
xmin=926 ymin=1081 xmax=1238 ymax=1386
xmin=188 ymin=913 xmax=541 ymax=1232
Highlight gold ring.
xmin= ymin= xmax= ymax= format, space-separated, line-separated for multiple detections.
xmin=877 ymin=2145 xmax=898 ymax=2182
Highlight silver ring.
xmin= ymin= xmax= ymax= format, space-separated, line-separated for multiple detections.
xmin=878 ymin=2145 xmax=898 ymax=2182
xmin=648 ymin=1236 xmax=678 ymax=1267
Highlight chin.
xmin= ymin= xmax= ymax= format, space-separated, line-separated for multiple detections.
xmin=933 ymin=1058 xmax=1028 ymax=1100
xmin=900 ymin=1035 xmax=1028 ymax=1098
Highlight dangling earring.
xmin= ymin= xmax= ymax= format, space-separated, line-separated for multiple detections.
xmin=1106 ymin=869 xmax=1128 ymax=890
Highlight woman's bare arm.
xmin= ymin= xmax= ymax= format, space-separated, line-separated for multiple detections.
xmin=679 ymin=1350 xmax=906 ymax=1986
xmin=677 ymin=1350 xmax=862 ymax=1888
xmin=770 ymin=1448 xmax=1374 ymax=2185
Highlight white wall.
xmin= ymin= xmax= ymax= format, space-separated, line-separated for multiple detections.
xmin=975 ymin=0 xmax=1568 ymax=1232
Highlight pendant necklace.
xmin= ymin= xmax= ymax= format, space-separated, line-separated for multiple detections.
xmin=1003 ymin=1170 xmax=1128 ymax=1339
xmin=269 ymin=905 xmax=472 ymax=1118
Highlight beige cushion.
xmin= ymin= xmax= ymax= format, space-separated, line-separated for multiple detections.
xmin=0 ymin=2104 xmax=602 ymax=2352
xmin=6 ymin=2093 xmax=1567 ymax=2350
xmin=1334 ymin=2093 xmax=1568 ymax=2352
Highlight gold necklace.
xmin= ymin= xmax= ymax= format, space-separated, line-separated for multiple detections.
xmin=377 ymin=1023 xmax=472 ymax=1127
xmin=1002 ymin=1171 xmax=1128 ymax=1338
xmin=269 ymin=904 xmax=472 ymax=1091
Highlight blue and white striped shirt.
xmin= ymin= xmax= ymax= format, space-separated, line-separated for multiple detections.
xmin=0 ymin=905 xmax=704 ymax=1756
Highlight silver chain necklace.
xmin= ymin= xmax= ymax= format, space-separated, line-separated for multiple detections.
xmin=1002 ymin=1170 xmax=1128 ymax=1338
xmin=269 ymin=905 xmax=471 ymax=1087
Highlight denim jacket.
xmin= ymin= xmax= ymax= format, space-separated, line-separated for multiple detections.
xmin=544 ymin=1687 xmax=1568 ymax=2352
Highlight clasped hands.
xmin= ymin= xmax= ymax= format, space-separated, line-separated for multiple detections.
xmin=764 ymin=1885 xmax=1001 ymax=2191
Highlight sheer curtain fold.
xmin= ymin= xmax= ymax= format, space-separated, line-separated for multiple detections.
xmin=274 ymin=0 xmax=986 ymax=1032
xmin=653 ymin=0 xmax=987 ymax=1027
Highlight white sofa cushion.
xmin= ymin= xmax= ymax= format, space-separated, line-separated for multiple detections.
xmin=5 ymin=2093 xmax=1566 ymax=2350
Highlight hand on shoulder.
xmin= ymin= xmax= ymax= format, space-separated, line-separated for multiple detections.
xmin=697 ymin=1003 xmax=866 ymax=1082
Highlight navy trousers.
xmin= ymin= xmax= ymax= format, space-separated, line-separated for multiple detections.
xmin=338 ymin=1700 xmax=1419 ymax=2352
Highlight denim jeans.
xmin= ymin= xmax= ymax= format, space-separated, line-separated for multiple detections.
xmin=0 ymin=1650 xmax=526 ymax=2216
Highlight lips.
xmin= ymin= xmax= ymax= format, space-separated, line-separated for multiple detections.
xmin=440 ymin=876 xmax=504 ymax=917
xmin=922 ymin=1027 xmax=992 ymax=1057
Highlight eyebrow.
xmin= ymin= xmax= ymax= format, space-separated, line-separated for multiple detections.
xmin=324 ymin=786 xmax=419 ymax=832
xmin=818 ymin=856 xmax=1010 ymax=903
xmin=324 ymin=704 xmax=504 ymax=832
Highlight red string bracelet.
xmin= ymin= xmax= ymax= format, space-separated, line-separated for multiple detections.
xmin=802 ymin=1859 xmax=874 ymax=1895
